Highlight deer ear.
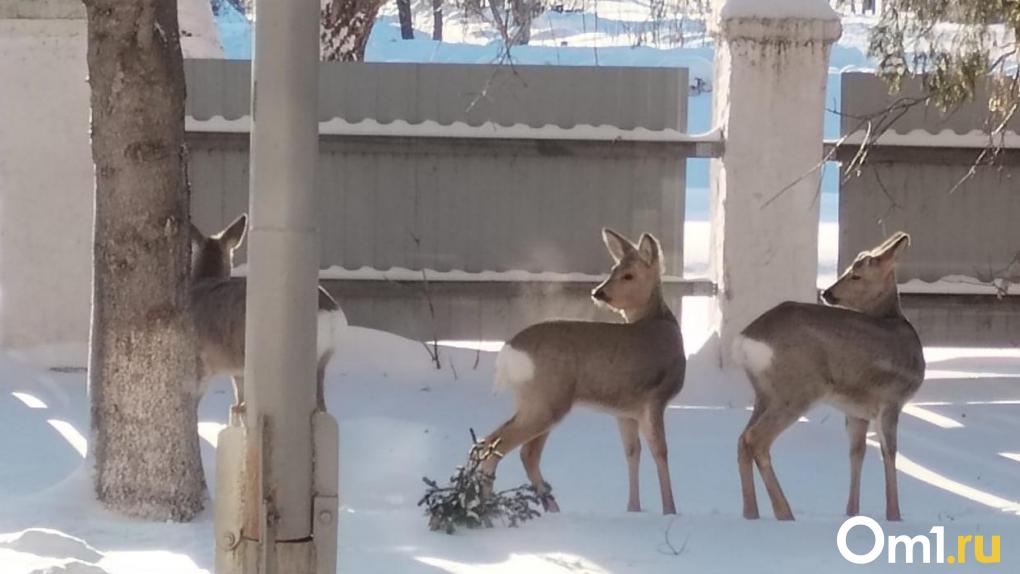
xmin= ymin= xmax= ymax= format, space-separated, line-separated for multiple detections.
xmin=637 ymin=233 xmax=664 ymax=273
xmin=218 ymin=214 xmax=248 ymax=251
xmin=602 ymin=228 xmax=634 ymax=263
xmin=189 ymin=223 xmax=205 ymax=247
xmin=875 ymin=232 xmax=910 ymax=266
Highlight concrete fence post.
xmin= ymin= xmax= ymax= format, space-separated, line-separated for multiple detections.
xmin=709 ymin=0 xmax=841 ymax=367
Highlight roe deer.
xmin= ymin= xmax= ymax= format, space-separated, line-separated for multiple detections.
xmin=190 ymin=214 xmax=347 ymax=419
xmin=733 ymin=231 xmax=924 ymax=521
xmin=480 ymin=229 xmax=686 ymax=514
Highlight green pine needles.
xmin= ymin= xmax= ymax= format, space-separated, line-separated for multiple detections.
xmin=420 ymin=430 xmax=546 ymax=534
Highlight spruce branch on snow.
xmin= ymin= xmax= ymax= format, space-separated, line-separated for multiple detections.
xmin=419 ymin=430 xmax=544 ymax=534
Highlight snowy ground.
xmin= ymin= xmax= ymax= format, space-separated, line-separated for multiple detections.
xmin=2 ymin=297 xmax=1020 ymax=572
xmin=4 ymin=4 xmax=1016 ymax=573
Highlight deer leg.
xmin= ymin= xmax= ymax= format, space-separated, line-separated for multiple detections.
xmin=745 ymin=407 xmax=802 ymax=521
xmin=316 ymin=350 xmax=334 ymax=412
xmin=845 ymin=415 xmax=869 ymax=516
xmin=639 ymin=406 xmax=676 ymax=515
xmin=479 ymin=416 xmax=514 ymax=483
xmin=480 ymin=409 xmax=563 ymax=498
xmin=617 ymin=417 xmax=641 ymax=512
xmin=878 ymin=407 xmax=902 ymax=521
xmin=739 ymin=399 xmax=766 ymax=519
xmin=520 ymin=431 xmax=559 ymax=512
xmin=229 ymin=375 xmax=245 ymax=426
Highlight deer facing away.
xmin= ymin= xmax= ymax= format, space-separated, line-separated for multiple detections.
xmin=733 ymin=231 xmax=924 ymax=521
xmin=480 ymin=229 xmax=686 ymax=514
xmin=190 ymin=214 xmax=347 ymax=419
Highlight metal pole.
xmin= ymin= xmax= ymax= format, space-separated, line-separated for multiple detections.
xmin=214 ymin=2 xmax=337 ymax=572
xmin=246 ymin=0 xmax=320 ymax=552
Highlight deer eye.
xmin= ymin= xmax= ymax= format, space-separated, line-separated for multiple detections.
xmin=850 ymin=275 xmax=861 ymax=281
xmin=623 ymin=273 xmax=634 ymax=281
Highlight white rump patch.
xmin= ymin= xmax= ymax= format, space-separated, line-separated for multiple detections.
xmin=494 ymin=345 xmax=535 ymax=393
xmin=732 ymin=335 xmax=774 ymax=375
xmin=317 ymin=308 xmax=348 ymax=359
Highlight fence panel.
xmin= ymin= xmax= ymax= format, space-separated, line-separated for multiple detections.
xmin=838 ymin=72 xmax=1020 ymax=345
xmin=185 ymin=60 xmax=699 ymax=341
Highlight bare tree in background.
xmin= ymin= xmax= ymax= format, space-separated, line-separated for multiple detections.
xmin=433 ymin=0 xmax=444 ymax=40
xmin=510 ymin=0 xmax=535 ymax=45
xmin=487 ymin=0 xmax=537 ymax=46
xmin=322 ymin=0 xmax=387 ymax=61
xmin=839 ymin=0 xmax=877 ymax=13
xmin=83 ymin=0 xmax=204 ymax=520
xmin=398 ymin=0 xmax=415 ymax=39
xmin=489 ymin=0 xmax=509 ymax=38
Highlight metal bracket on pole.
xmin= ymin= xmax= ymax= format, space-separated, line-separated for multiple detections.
xmin=214 ymin=424 xmax=247 ymax=574
xmin=215 ymin=414 xmax=338 ymax=574
xmin=253 ymin=415 xmax=276 ymax=574
xmin=312 ymin=411 xmax=340 ymax=574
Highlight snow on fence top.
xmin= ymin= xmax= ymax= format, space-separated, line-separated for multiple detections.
xmin=838 ymin=129 xmax=1020 ymax=149
xmin=718 ymin=0 xmax=839 ymax=20
xmin=185 ymin=116 xmax=723 ymax=148
xmin=232 ymin=264 xmax=699 ymax=285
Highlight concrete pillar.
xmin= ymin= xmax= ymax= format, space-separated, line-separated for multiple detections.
xmin=709 ymin=0 xmax=841 ymax=366
xmin=0 ymin=0 xmax=92 ymax=368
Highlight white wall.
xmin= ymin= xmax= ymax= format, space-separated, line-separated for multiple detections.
xmin=179 ymin=0 xmax=224 ymax=58
xmin=0 ymin=0 xmax=222 ymax=367
xmin=0 ymin=1 xmax=92 ymax=367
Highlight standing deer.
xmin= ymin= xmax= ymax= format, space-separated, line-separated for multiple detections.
xmin=733 ymin=231 xmax=924 ymax=521
xmin=479 ymin=229 xmax=686 ymax=514
xmin=190 ymin=214 xmax=346 ymax=420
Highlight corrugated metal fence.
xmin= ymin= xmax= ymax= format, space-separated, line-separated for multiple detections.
xmin=836 ymin=72 xmax=1020 ymax=345
xmin=185 ymin=60 xmax=709 ymax=341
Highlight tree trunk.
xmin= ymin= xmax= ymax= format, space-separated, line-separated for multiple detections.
xmin=321 ymin=0 xmax=386 ymax=62
xmin=490 ymin=0 xmax=508 ymax=40
xmin=397 ymin=0 xmax=414 ymax=39
xmin=84 ymin=0 xmax=204 ymax=521
xmin=432 ymin=0 xmax=443 ymax=41
xmin=510 ymin=0 xmax=532 ymax=45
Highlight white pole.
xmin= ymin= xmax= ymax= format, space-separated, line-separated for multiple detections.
xmin=246 ymin=0 xmax=320 ymax=556
xmin=215 ymin=1 xmax=337 ymax=571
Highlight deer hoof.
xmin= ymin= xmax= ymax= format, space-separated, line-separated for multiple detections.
xmin=541 ymin=494 xmax=560 ymax=513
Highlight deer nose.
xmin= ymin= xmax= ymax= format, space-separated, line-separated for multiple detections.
xmin=821 ymin=288 xmax=838 ymax=305
xmin=592 ymin=288 xmax=610 ymax=303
